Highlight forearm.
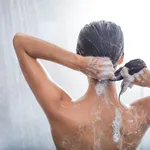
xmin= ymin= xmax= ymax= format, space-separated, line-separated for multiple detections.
xmin=13 ymin=33 xmax=85 ymax=71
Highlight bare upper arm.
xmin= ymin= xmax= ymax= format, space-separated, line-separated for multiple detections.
xmin=13 ymin=36 xmax=70 ymax=122
xmin=130 ymin=96 xmax=150 ymax=125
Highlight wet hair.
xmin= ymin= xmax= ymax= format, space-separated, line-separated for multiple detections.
xmin=113 ymin=59 xmax=147 ymax=101
xmin=113 ymin=59 xmax=147 ymax=81
xmin=76 ymin=20 xmax=124 ymax=67
xmin=76 ymin=20 xmax=147 ymax=102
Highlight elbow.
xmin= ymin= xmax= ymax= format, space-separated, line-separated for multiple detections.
xmin=13 ymin=33 xmax=23 ymax=42
xmin=13 ymin=33 xmax=25 ymax=50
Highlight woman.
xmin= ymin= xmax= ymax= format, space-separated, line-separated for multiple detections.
xmin=13 ymin=20 xmax=150 ymax=150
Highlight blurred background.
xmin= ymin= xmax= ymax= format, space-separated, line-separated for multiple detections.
xmin=0 ymin=0 xmax=150 ymax=149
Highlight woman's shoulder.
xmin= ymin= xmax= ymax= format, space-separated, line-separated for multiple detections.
xmin=128 ymin=96 xmax=150 ymax=125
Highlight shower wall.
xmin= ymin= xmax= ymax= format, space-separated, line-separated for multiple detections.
xmin=0 ymin=0 xmax=150 ymax=149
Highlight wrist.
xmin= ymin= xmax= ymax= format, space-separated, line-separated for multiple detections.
xmin=77 ymin=55 xmax=88 ymax=71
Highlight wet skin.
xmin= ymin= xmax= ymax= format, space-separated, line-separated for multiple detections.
xmin=13 ymin=34 xmax=150 ymax=150
xmin=51 ymin=82 xmax=149 ymax=150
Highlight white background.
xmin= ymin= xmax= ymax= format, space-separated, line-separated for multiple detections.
xmin=0 ymin=0 xmax=150 ymax=149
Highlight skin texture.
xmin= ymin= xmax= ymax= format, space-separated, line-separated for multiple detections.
xmin=13 ymin=33 xmax=150 ymax=150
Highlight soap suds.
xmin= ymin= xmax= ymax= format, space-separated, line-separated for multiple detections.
xmin=95 ymin=82 xmax=105 ymax=96
xmin=112 ymin=108 xmax=122 ymax=143
xmin=119 ymin=68 xmax=144 ymax=96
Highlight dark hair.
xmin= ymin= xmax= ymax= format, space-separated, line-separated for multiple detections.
xmin=113 ymin=58 xmax=147 ymax=102
xmin=76 ymin=20 xmax=124 ymax=67
xmin=114 ymin=59 xmax=147 ymax=81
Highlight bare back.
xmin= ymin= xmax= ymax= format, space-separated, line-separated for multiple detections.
xmin=13 ymin=34 xmax=150 ymax=150
xmin=51 ymin=95 xmax=149 ymax=150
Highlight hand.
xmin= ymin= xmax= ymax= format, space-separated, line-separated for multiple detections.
xmin=80 ymin=56 xmax=115 ymax=81
xmin=132 ymin=68 xmax=150 ymax=87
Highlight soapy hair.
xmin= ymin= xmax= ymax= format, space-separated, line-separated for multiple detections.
xmin=76 ymin=20 xmax=147 ymax=98
xmin=76 ymin=20 xmax=124 ymax=68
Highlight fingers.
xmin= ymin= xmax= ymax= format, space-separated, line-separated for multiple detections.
xmin=86 ymin=57 xmax=115 ymax=81
xmin=134 ymin=76 xmax=142 ymax=83
xmin=133 ymin=70 xmax=144 ymax=83
xmin=88 ymin=57 xmax=113 ymax=69
xmin=142 ymin=68 xmax=149 ymax=73
xmin=97 ymin=66 xmax=115 ymax=80
xmin=97 ymin=71 xmax=114 ymax=81
xmin=99 ymin=58 xmax=114 ymax=68
xmin=96 ymin=58 xmax=115 ymax=80
xmin=133 ymin=68 xmax=150 ymax=87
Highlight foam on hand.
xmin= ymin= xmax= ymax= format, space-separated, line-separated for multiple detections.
xmin=119 ymin=67 xmax=144 ymax=97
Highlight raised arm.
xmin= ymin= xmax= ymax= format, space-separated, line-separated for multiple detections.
xmin=130 ymin=68 xmax=150 ymax=125
xmin=13 ymin=33 xmax=114 ymax=122
xmin=13 ymin=33 xmax=84 ymax=122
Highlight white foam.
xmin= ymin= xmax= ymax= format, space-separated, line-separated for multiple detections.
xmin=101 ymin=60 xmax=112 ymax=66
xmin=112 ymin=108 xmax=122 ymax=143
xmin=121 ymin=67 xmax=134 ymax=82
xmin=95 ymin=82 xmax=106 ymax=96
xmin=120 ymin=67 xmax=144 ymax=94
xmin=61 ymin=135 xmax=70 ymax=148
xmin=121 ymin=67 xmax=144 ymax=83
xmin=98 ymin=71 xmax=114 ymax=80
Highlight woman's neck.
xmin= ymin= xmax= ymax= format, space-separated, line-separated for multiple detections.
xmin=85 ymin=78 xmax=120 ymax=107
